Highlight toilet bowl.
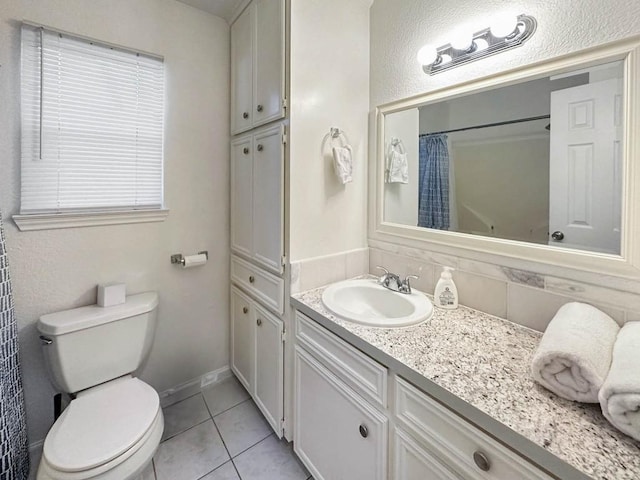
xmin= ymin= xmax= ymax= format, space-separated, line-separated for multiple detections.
xmin=36 ymin=292 xmax=163 ymax=480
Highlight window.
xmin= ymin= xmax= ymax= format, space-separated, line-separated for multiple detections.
xmin=16 ymin=24 xmax=166 ymax=230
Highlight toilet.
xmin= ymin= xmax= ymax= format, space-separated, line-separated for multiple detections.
xmin=36 ymin=292 xmax=164 ymax=480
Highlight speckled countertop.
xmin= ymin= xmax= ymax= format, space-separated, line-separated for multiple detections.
xmin=292 ymin=280 xmax=640 ymax=480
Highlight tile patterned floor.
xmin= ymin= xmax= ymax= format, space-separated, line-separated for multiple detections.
xmin=28 ymin=375 xmax=312 ymax=480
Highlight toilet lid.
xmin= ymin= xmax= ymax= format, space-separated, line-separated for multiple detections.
xmin=43 ymin=377 xmax=160 ymax=472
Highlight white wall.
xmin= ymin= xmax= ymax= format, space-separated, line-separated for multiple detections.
xmin=0 ymin=0 xmax=230 ymax=444
xmin=370 ymin=0 xmax=640 ymax=107
xmin=289 ymin=0 xmax=371 ymax=261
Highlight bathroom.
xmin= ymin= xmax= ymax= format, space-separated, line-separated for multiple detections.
xmin=0 ymin=0 xmax=639 ymax=479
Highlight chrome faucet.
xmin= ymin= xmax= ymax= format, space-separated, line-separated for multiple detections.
xmin=375 ymin=266 xmax=419 ymax=294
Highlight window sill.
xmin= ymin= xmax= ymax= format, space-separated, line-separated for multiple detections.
xmin=13 ymin=209 xmax=170 ymax=231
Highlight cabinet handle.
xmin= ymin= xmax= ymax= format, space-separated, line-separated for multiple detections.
xmin=256 ymin=144 xmax=264 ymax=152
xmin=249 ymin=276 xmax=255 ymax=283
xmin=242 ymin=307 xmax=248 ymax=314
xmin=243 ymin=147 xmax=249 ymax=155
xmin=256 ymin=318 xmax=262 ymax=326
xmin=359 ymin=424 xmax=368 ymax=438
xmin=473 ymin=451 xmax=491 ymax=472
xmin=256 ymin=104 xmax=263 ymax=112
xmin=242 ymin=112 xmax=249 ymax=119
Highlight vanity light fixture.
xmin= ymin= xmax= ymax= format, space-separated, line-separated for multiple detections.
xmin=418 ymin=14 xmax=537 ymax=75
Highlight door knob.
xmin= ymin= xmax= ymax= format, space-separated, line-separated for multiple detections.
xmin=551 ymin=231 xmax=565 ymax=241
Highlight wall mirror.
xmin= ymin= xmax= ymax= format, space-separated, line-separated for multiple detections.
xmin=373 ymin=38 xmax=640 ymax=276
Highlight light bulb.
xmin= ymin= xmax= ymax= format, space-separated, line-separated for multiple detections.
xmin=450 ymin=29 xmax=473 ymax=51
xmin=417 ymin=44 xmax=438 ymax=66
xmin=490 ymin=14 xmax=518 ymax=38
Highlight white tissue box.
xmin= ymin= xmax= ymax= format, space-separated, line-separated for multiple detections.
xmin=97 ymin=283 xmax=126 ymax=307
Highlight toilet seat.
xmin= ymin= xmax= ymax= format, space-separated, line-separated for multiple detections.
xmin=38 ymin=377 xmax=163 ymax=480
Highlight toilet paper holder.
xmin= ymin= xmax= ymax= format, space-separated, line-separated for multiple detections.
xmin=171 ymin=251 xmax=208 ymax=266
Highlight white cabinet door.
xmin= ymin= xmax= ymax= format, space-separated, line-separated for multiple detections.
xmin=394 ymin=427 xmax=462 ymax=480
xmin=231 ymin=5 xmax=254 ymax=134
xmin=252 ymin=125 xmax=284 ymax=273
xmin=231 ymin=0 xmax=284 ymax=133
xmin=253 ymin=0 xmax=285 ymax=126
xmin=230 ymin=287 xmax=254 ymax=391
xmin=254 ymin=304 xmax=284 ymax=437
xmin=295 ymin=347 xmax=388 ymax=480
xmin=230 ymin=125 xmax=284 ymax=274
xmin=230 ymin=136 xmax=253 ymax=258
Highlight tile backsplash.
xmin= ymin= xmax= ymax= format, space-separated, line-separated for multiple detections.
xmin=291 ymin=242 xmax=640 ymax=332
xmin=369 ymin=240 xmax=635 ymax=332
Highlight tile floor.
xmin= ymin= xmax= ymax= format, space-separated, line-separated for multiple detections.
xmin=29 ymin=375 xmax=311 ymax=480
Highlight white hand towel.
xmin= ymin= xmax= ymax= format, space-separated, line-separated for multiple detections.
xmin=599 ymin=322 xmax=640 ymax=441
xmin=332 ymin=145 xmax=353 ymax=184
xmin=387 ymin=150 xmax=408 ymax=184
xmin=531 ymin=302 xmax=619 ymax=403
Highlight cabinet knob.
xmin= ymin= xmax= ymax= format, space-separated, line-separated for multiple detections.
xmin=359 ymin=424 xmax=368 ymax=438
xmin=551 ymin=230 xmax=565 ymax=241
xmin=242 ymin=307 xmax=248 ymax=314
xmin=256 ymin=144 xmax=264 ymax=152
xmin=257 ymin=318 xmax=262 ymax=326
xmin=242 ymin=111 xmax=249 ymax=119
xmin=249 ymin=276 xmax=255 ymax=283
xmin=473 ymin=451 xmax=491 ymax=472
xmin=256 ymin=104 xmax=263 ymax=112
xmin=243 ymin=147 xmax=249 ymax=155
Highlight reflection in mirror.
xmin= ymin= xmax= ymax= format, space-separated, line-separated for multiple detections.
xmin=383 ymin=60 xmax=623 ymax=255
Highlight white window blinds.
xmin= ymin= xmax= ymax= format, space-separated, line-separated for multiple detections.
xmin=20 ymin=25 xmax=165 ymax=214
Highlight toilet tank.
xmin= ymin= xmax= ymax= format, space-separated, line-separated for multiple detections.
xmin=38 ymin=292 xmax=159 ymax=394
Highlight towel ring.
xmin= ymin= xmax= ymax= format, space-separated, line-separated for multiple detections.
xmin=323 ymin=127 xmax=350 ymax=148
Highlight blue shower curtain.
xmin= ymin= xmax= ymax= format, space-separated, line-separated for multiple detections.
xmin=0 ymin=210 xmax=29 ymax=479
xmin=418 ymin=134 xmax=450 ymax=230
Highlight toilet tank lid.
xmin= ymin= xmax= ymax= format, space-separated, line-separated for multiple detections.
xmin=38 ymin=292 xmax=158 ymax=336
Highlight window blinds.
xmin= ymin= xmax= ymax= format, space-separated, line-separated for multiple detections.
xmin=20 ymin=25 xmax=165 ymax=214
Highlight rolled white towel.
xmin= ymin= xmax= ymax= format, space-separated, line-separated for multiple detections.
xmin=599 ymin=322 xmax=640 ymax=441
xmin=531 ymin=302 xmax=619 ymax=403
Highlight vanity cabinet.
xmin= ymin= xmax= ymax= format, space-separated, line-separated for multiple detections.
xmin=230 ymin=124 xmax=285 ymax=275
xmin=231 ymin=0 xmax=285 ymax=134
xmin=231 ymin=286 xmax=284 ymax=436
xmin=293 ymin=309 xmax=554 ymax=480
xmin=294 ymin=312 xmax=388 ymax=480
xmin=295 ymin=347 xmax=388 ymax=480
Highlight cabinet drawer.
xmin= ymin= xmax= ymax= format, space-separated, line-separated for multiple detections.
xmin=295 ymin=311 xmax=387 ymax=408
xmin=231 ymin=255 xmax=284 ymax=314
xmin=395 ymin=377 xmax=552 ymax=480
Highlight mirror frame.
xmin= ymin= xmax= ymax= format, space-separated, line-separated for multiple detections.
xmin=371 ymin=36 xmax=640 ymax=279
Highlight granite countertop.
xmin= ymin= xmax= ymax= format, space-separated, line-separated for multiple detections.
xmin=292 ymin=280 xmax=640 ymax=480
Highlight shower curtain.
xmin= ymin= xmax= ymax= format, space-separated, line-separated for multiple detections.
xmin=418 ymin=134 xmax=450 ymax=230
xmin=0 ymin=210 xmax=29 ymax=479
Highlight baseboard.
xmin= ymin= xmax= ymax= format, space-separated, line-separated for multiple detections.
xmin=159 ymin=365 xmax=232 ymax=408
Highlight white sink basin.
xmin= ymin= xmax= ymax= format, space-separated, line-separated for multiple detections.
xmin=321 ymin=279 xmax=433 ymax=328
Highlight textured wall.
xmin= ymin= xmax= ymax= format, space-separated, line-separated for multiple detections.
xmin=370 ymin=0 xmax=640 ymax=107
xmin=289 ymin=0 xmax=371 ymax=261
xmin=0 ymin=0 xmax=230 ymax=444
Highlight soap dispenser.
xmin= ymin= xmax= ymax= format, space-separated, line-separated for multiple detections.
xmin=434 ymin=267 xmax=458 ymax=309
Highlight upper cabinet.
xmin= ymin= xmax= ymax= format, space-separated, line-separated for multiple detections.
xmin=231 ymin=0 xmax=285 ymax=135
xmin=231 ymin=124 xmax=285 ymax=274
